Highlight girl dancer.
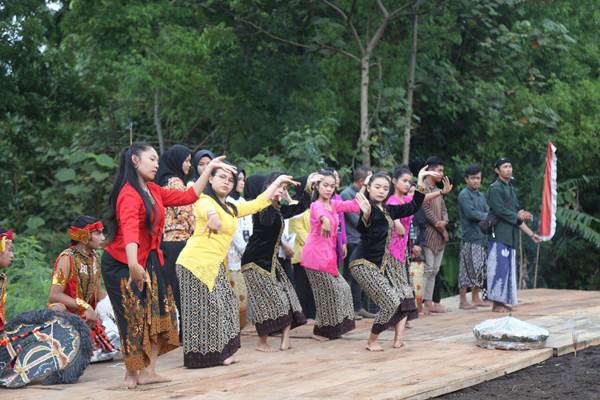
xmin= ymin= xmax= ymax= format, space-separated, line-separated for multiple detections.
xmin=349 ymin=167 xmax=437 ymax=351
xmin=241 ymin=173 xmax=318 ymax=352
xmin=300 ymin=170 xmax=370 ymax=341
xmin=101 ymin=142 xmax=228 ymax=389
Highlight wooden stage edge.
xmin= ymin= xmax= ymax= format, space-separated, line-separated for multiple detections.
xmin=4 ymin=289 xmax=600 ymax=400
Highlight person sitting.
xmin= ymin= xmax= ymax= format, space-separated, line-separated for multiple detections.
xmin=1 ymin=227 xmax=93 ymax=388
xmin=48 ymin=216 xmax=120 ymax=362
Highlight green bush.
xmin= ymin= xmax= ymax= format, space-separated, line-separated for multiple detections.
xmin=5 ymin=235 xmax=52 ymax=319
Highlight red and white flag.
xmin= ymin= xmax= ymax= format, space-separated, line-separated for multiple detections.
xmin=539 ymin=140 xmax=557 ymax=241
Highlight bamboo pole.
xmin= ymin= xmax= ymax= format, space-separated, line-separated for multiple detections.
xmin=533 ymin=242 xmax=541 ymax=289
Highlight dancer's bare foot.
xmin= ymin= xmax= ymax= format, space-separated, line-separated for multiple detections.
xmin=137 ymin=370 xmax=171 ymax=385
xmin=110 ymin=371 xmax=138 ymax=390
xmin=280 ymin=325 xmax=292 ymax=351
xmin=473 ymin=301 xmax=491 ymax=308
xmin=431 ymin=303 xmax=448 ymax=313
xmin=492 ymin=304 xmax=510 ymax=313
xmin=256 ymin=343 xmax=278 ymax=352
xmin=223 ymin=356 xmax=238 ymax=365
xmin=280 ymin=341 xmax=292 ymax=351
xmin=312 ymin=334 xmax=330 ymax=341
xmin=280 ymin=336 xmax=292 ymax=351
xmin=392 ymin=340 xmax=405 ymax=349
xmin=459 ymin=302 xmax=477 ymax=310
xmin=366 ymin=341 xmax=384 ymax=352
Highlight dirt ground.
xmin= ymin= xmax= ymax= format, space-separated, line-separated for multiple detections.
xmin=437 ymin=346 xmax=600 ymax=400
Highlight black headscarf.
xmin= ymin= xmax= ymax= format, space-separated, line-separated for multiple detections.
xmin=155 ymin=144 xmax=192 ymax=186
xmin=191 ymin=149 xmax=215 ymax=181
xmin=244 ymin=175 xmax=267 ymax=201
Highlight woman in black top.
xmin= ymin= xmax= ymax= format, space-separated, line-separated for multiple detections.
xmin=349 ymin=167 xmax=433 ymax=351
xmin=241 ymin=172 xmax=317 ymax=352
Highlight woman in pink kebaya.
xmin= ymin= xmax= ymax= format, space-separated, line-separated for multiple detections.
xmin=300 ymin=170 xmax=370 ymax=341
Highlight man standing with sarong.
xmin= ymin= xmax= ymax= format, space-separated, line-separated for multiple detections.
xmin=487 ymin=158 xmax=540 ymax=313
xmin=457 ymin=164 xmax=489 ymax=309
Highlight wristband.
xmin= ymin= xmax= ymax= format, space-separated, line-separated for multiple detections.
xmin=76 ymin=298 xmax=91 ymax=311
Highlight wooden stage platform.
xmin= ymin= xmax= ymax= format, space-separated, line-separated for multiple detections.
xmin=6 ymin=289 xmax=600 ymax=399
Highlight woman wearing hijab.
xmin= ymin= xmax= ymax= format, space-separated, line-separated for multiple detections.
xmin=155 ymin=144 xmax=193 ymax=329
xmin=190 ymin=149 xmax=215 ymax=182
xmin=241 ymin=173 xmax=317 ymax=352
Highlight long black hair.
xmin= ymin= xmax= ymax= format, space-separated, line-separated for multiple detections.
xmin=312 ymin=169 xmax=336 ymax=202
xmin=205 ymin=164 xmax=238 ymax=217
xmin=229 ymin=167 xmax=246 ymax=200
xmin=106 ymin=142 xmax=157 ymax=242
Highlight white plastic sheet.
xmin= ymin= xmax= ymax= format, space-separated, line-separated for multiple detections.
xmin=473 ymin=316 xmax=549 ymax=350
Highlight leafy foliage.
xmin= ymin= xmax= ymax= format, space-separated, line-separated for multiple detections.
xmin=1 ymin=0 xmax=600 ymax=303
xmin=5 ymin=235 xmax=52 ymax=318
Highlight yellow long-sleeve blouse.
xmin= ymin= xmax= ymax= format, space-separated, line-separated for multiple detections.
xmin=176 ymin=193 xmax=271 ymax=291
xmin=289 ymin=209 xmax=310 ymax=265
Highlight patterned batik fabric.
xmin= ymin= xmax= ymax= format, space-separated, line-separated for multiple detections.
xmin=349 ymin=210 xmax=417 ymax=334
xmin=52 ymin=247 xmax=100 ymax=310
xmin=458 ymin=241 xmax=487 ymax=289
xmin=305 ymin=269 xmax=355 ymax=339
xmin=242 ymin=261 xmax=306 ymax=337
xmin=162 ymin=177 xmax=195 ymax=241
xmin=177 ymin=264 xmax=240 ymax=368
xmin=350 ymin=257 xmax=418 ymax=334
xmin=52 ymin=248 xmax=119 ymax=359
xmin=486 ymin=241 xmax=518 ymax=306
xmin=0 ymin=309 xmax=93 ymax=388
xmin=101 ymin=251 xmax=179 ymax=372
xmin=409 ymin=261 xmax=424 ymax=306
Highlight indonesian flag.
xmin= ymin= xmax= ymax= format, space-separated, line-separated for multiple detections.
xmin=539 ymin=140 xmax=557 ymax=241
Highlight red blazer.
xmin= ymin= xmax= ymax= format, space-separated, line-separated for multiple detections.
xmin=105 ymin=182 xmax=198 ymax=268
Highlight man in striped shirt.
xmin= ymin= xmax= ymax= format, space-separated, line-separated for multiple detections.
xmin=421 ymin=156 xmax=449 ymax=315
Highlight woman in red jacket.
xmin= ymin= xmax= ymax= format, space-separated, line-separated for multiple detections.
xmin=101 ymin=142 xmax=233 ymax=389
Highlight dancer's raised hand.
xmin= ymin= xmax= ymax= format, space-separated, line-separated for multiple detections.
xmin=441 ymin=176 xmax=453 ymax=194
xmin=208 ymin=155 xmax=238 ymax=176
xmin=417 ymin=165 xmax=441 ymax=187
xmin=356 ymin=192 xmax=371 ymax=216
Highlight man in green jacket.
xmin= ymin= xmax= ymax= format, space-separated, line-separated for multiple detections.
xmin=457 ymin=164 xmax=489 ymax=309
xmin=487 ymin=158 xmax=540 ymax=313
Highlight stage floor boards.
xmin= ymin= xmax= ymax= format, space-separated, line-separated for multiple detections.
xmin=6 ymin=289 xmax=600 ymax=399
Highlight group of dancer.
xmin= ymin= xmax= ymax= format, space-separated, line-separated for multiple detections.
xmin=1 ymin=140 xmax=485 ymax=390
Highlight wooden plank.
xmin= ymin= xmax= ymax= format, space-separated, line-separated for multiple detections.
xmin=2 ymin=289 xmax=599 ymax=400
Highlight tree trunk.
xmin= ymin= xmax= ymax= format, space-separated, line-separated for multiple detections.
xmin=359 ymin=54 xmax=371 ymax=167
xmin=154 ymin=89 xmax=165 ymax=155
xmin=402 ymin=13 xmax=419 ymax=165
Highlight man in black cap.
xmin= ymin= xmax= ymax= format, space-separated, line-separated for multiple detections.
xmin=487 ymin=158 xmax=540 ymax=312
